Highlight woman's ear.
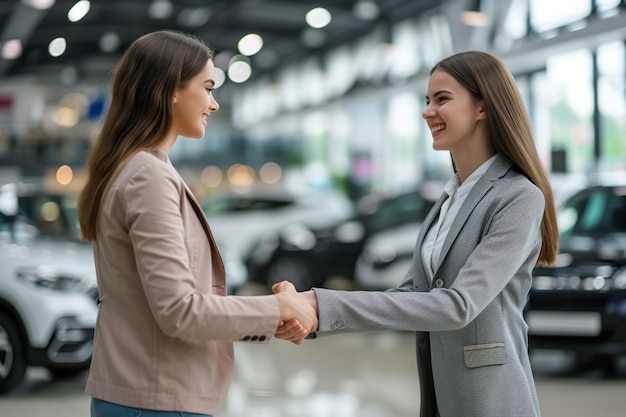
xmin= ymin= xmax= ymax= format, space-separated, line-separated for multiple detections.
xmin=476 ymin=100 xmax=487 ymax=120
xmin=173 ymin=95 xmax=178 ymax=104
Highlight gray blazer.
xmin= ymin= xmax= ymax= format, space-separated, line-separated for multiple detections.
xmin=314 ymin=155 xmax=543 ymax=417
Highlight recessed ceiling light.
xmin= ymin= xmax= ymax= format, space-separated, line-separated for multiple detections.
xmin=306 ymin=7 xmax=332 ymax=29
xmin=2 ymin=39 xmax=23 ymax=60
xmin=238 ymin=34 xmax=263 ymax=56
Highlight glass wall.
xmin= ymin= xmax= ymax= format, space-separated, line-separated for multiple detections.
xmin=172 ymin=0 xmax=626 ymax=197
xmin=597 ymin=41 xmax=626 ymax=171
xmin=529 ymin=0 xmax=591 ymax=33
xmin=503 ymin=0 xmax=626 ymax=177
xmin=545 ymin=50 xmax=595 ymax=173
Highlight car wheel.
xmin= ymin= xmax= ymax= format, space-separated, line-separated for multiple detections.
xmin=266 ymin=254 xmax=321 ymax=291
xmin=0 ymin=312 xmax=27 ymax=394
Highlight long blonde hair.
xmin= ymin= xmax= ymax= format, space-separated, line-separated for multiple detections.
xmin=77 ymin=30 xmax=212 ymax=241
xmin=432 ymin=51 xmax=558 ymax=266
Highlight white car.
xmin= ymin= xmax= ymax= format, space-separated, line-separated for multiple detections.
xmin=0 ymin=182 xmax=252 ymax=395
xmin=0 ymin=215 xmax=98 ymax=394
xmin=202 ymin=188 xmax=355 ymax=267
xmin=355 ymin=222 xmax=422 ymax=290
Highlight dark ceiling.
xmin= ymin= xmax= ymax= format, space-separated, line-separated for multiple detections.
xmin=0 ymin=0 xmax=443 ymax=84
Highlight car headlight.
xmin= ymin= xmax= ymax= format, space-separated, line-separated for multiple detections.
xmin=16 ymin=266 xmax=89 ymax=292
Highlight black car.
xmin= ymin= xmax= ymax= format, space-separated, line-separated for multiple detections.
xmin=526 ymin=183 xmax=626 ymax=368
xmin=246 ymin=182 xmax=442 ymax=291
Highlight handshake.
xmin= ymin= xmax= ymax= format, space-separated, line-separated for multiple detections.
xmin=273 ymin=281 xmax=319 ymax=345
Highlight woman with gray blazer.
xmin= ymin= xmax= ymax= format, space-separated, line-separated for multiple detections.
xmin=276 ymin=51 xmax=559 ymax=417
xmin=77 ymin=31 xmax=315 ymax=417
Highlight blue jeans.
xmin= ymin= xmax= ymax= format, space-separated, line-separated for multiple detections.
xmin=91 ymin=398 xmax=213 ymax=417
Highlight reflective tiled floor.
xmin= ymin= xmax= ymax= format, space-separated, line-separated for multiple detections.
xmin=2 ymin=332 xmax=626 ymax=417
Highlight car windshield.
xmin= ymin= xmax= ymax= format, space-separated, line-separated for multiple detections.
xmin=18 ymin=193 xmax=80 ymax=237
xmin=365 ymin=192 xmax=434 ymax=233
xmin=558 ymin=186 xmax=626 ymax=236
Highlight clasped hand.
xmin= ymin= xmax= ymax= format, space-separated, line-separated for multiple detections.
xmin=273 ymin=281 xmax=318 ymax=345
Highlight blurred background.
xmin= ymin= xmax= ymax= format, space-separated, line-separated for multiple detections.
xmin=2 ymin=0 xmax=626 ymax=416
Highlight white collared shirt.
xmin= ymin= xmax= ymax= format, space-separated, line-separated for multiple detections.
xmin=421 ymin=154 xmax=498 ymax=283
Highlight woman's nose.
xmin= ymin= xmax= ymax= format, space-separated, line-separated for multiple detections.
xmin=210 ymin=96 xmax=219 ymax=112
xmin=422 ymin=105 xmax=433 ymax=120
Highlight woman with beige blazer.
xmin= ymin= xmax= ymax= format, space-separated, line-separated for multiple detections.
xmin=77 ymin=31 xmax=316 ymax=417
xmin=275 ymin=51 xmax=560 ymax=417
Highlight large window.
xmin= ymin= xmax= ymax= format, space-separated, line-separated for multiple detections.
xmin=384 ymin=92 xmax=422 ymax=191
xmin=597 ymin=41 xmax=626 ymax=171
xmin=529 ymin=0 xmax=591 ymax=33
xmin=539 ymin=50 xmax=595 ymax=173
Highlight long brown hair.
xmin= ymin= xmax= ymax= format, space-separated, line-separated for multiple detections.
xmin=78 ymin=30 xmax=212 ymax=241
xmin=432 ymin=51 xmax=558 ymax=266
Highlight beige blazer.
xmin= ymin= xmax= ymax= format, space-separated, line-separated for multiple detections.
xmin=85 ymin=150 xmax=280 ymax=415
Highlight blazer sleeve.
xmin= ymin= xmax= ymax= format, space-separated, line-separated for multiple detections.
xmin=122 ymin=160 xmax=280 ymax=343
xmin=313 ymin=179 xmax=544 ymax=335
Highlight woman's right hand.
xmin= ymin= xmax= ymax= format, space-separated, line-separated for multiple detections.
xmin=273 ymin=281 xmax=318 ymax=344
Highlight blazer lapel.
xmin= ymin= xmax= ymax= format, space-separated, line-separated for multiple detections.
xmin=184 ymin=187 xmax=226 ymax=284
xmin=434 ymin=155 xmax=513 ymax=275
xmin=413 ymin=192 xmax=449 ymax=286
xmin=151 ymin=150 xmax=227 ymax=289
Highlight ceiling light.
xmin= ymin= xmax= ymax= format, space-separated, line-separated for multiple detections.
xmin=306 ymin=7 xmax=332 ymax=29
xmin=68 ymin=1 xmax=90 ymax=23
xmin=2 ymin=39 xmax=23 ymax=60
xmin=48 ymin=37 xmax=67 ymax=57
xmin=259 ymin=162 xmax=282 ymax=184
xmin=238 ymin=33 xmax=263 ymax=56
xmin=148 ymin=0 xmax=173 ymax=19
xmin=99 ymin=32 xmax=120 ymax=52
xmin=178 ymin=7 xmax=211 ymax=27
xmin=228 ymin=60 xmax=252 ymax=83
xmin=56 ymin=165 xmax=74 ymax=185
xmin=301 ymin=28 xmax=326 ymax=48
xmin=214 ymin=67 xmax=226 ymax=88
xmin=21 ymin=0 xmax=55 ymax=10
xmin=460 ymin=10 xmax=489 ymax=27
xmin=460 ymin=0 xmax=489 ymax=27
xmin=353 ymin=0 xmax=379 ymax=21
xmin=201 ymin=166 xmax=222 ymax=188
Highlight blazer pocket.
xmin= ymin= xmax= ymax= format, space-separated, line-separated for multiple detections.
xmin=463 ymin=342 xmax=507 ymax=368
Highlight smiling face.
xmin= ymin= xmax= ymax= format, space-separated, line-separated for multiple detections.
xmin=171 ymin=59 xmax=220 ymax=139
xmin=422 ymin=69 xmax=487 ymax=154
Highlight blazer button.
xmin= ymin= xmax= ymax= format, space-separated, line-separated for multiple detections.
xmin=331 ymin=320 xmax=345 ymax=330
xmin=259 ymin=335 xmax=266 ymax=341
xmin=241 ymin=336 xmax=251 ymax=341
xmin=435 ymin=279 xmax=444 ymax=288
